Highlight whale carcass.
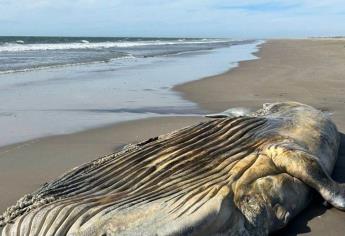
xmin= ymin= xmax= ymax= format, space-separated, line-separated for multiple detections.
xmin=0 ymin=102 xmax=343 ymax=235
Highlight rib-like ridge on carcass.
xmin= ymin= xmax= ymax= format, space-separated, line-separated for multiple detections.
xmin=1 ymin=102 xmax=343 ymax=236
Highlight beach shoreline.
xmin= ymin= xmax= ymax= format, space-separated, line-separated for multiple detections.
xmin=2 ymin=39 xmax=345 ymax=235
xmin=0 ymin=40 xmax=261 ymax=147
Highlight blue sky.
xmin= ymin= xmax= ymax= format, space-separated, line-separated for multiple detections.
xmin=0 ymin=0 xmax=345 ymax=38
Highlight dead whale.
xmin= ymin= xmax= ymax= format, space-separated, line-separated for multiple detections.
xmin=0 ymin=102 xmax=343 ymax=235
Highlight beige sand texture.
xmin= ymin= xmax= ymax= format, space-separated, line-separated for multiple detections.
xmin=1 ymin=39 xmax=345 ymax=235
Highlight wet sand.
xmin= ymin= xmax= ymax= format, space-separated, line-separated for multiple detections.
xmin=1 ymin=39 xmax=345 ymax=235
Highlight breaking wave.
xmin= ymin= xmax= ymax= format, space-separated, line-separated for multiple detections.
xmin=0 ymin=39 xmax=230 ymax=52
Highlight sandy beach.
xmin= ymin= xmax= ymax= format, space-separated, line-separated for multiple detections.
xmin=1 ymin=39 xmax=345 ymax=235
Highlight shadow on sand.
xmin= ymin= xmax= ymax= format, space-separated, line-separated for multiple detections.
xmin=272 ymin=132 xmax=345 ymax=235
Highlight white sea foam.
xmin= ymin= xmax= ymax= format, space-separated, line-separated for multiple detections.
xmin=0 ymin=55 xmax=137 ymax=75
xmin=0 ymin=39 xmax=231 ymax=52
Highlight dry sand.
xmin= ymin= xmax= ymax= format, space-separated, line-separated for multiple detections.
xmin=1 ymin=39 xmax=345 ymax=235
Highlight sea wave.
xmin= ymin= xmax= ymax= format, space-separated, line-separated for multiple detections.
xmin=0 ymin=39 xmax=231 ymax=52
xmin=0 ymin=55 xmax=137 ymax=75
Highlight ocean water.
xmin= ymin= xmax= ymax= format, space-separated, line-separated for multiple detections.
xmin=0 ymin=36 xmax=262 ymax=147
xmin=0 ymin=36 xmax=245 ymax=74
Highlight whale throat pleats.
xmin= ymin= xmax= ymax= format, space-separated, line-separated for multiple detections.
xmin=1 ymin=116 xmax=269 ymax=235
